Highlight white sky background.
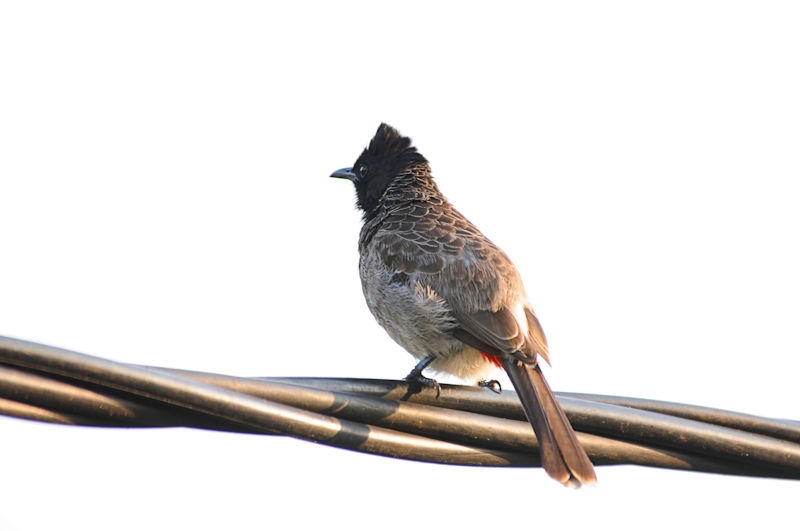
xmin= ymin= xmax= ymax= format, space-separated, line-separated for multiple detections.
xmin=1 ymin=1 xmax=799 ymax=529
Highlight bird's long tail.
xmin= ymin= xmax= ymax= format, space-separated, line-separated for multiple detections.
xmin=501 ymin=357 xmax=596 ymax=487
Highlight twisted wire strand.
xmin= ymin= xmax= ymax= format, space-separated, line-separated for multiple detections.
xmin=1 ymin=336 xmax=798 ymax=479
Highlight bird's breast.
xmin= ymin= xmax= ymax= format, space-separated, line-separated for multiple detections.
xmin=358 ymin=247 xmax=458 ymax=358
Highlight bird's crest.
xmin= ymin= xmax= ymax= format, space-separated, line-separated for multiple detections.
xmin=359 ymin=123 xmax=428 ymax=170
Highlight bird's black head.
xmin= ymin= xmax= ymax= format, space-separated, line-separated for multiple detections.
xmin=331 ymin=123 xmax=428 ymax=214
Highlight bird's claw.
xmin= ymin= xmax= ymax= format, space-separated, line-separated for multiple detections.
xmin=405 ymin=371 xmax=441 ymax=398
xmin=478 ymin=379 xmax=502 ymax=394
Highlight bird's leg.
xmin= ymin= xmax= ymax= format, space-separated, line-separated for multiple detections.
xmin=404 ymin=355 xmax=440 ymax=398
xmin=478 ymin=379 xmax=502 ymax=394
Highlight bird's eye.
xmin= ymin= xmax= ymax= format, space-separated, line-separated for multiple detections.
xmin=357 ymin=164 xmax=369 ymax=179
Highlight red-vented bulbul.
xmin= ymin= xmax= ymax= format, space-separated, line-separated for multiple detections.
xmin=331 ymin=123 xmax=596 ymax=486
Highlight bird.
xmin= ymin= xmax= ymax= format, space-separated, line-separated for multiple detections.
xmin=331 ymin=123 xmax=596 ymax=487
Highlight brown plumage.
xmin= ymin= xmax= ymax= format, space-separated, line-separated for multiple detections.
xmin=331 ymin=123 xmax=596 ymax=486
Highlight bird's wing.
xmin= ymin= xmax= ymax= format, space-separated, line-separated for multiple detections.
xmin=452 ymin=305 xmax=549 ymax=364
xmin=371 ymin=202 xmax=548 ymax=362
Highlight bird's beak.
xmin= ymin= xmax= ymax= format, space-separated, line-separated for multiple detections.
xmin=330 ymin=167 xmax=356 ymax=181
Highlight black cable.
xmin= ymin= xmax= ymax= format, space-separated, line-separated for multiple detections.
xmin=0 ymin=337 xmax=539 ymax=467
xmin=1 ymin=335 xmax=799 ymax=479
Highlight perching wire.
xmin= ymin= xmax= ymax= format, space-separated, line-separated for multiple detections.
xmin=1 ymin=335 xmax=799 ymax=479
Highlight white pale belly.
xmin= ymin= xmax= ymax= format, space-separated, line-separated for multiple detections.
xmin=360 ymin=260 xmax=498 ymax=382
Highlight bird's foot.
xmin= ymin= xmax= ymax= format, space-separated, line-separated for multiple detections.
xmin=478 ymin=379 xmax=502 ymax=394
xmin=404 ymin=369 xmax=441 ymax=398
